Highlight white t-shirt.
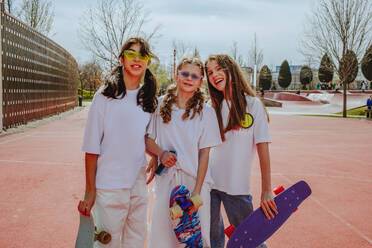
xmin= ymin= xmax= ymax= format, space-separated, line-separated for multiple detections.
xmin=209 ymin=95 xmax=271 ymax=195
xmin=82 ymin=87 xmax=151 ymax=189
xmin=147 ymin=96 xmax=222 ymax=184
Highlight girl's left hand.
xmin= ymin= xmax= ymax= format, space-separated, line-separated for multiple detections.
xmin=146 ymin=156 xmax=157 ymax=184
xmin=260 ymin=191 xmax=278 ymax=220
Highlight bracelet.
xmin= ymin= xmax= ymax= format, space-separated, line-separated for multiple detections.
xmin=159 ymin=150 xmax=167 ymax=162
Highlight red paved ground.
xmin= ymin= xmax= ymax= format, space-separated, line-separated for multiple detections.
xmin=0 ymin=106 xmax=371 ymax=247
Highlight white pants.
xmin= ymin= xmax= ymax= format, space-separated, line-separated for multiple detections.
xmin=93 ymin=167 xmax=148 ymax=248
xmin=148 ymin=167 xmax=211 ymax=248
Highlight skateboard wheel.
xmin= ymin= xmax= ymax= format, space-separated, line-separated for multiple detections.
xmin=273 ymin=186 xmax=285 ymax=195
xmin=224 ymin=225 xmax=236 ymax=238
xmin=190 ymin=194 xmax=203 ymax=209
xmin=170 ymin=204 xmax=183 ymax=219
xmin=95 ymin=230 xmax=112 ymax=244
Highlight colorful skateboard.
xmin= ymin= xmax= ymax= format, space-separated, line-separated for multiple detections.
xmin=169 ymin=185 xmax=204 ymax=248
xmin=75 ymin=212 xmax=111 ymax=248
xmin=225 ymin=180 xmax=311 ymax=248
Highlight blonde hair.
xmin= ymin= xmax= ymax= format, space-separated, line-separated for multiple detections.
xmin=160 ymin=57 xmax=205 ymax=123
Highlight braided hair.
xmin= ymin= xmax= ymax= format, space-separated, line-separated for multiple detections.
xmin=160 ymin=57 xmax=206 ymax=123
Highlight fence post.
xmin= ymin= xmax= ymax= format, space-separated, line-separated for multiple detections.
xmin=0 ymin=1 xmax=3 ymax=133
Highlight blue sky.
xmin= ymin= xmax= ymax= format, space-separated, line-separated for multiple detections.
xmin=50 ymin=0 xmax=313 ymax=68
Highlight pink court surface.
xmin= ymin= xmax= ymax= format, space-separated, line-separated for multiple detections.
xmin=0 ymin=102 xmax=371 ymax=248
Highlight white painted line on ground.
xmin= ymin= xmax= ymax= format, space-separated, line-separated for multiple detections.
xmin=29 ymin=135 xmax=82 ymax=139
xmin=309 ymin=197 xmax=372 ymax=244
xmin=266 ymin=172 xmax=372 ymax=183
xmin=279 ymin=174 xmax=372 ymax=245
xmin=0 ymin=134 xmax=33 ymax=145
xmin=0 ymin=159 xmax=78 ymax=166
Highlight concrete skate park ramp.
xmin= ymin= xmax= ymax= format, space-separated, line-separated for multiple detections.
xmin=307 ymin=92 xmax=367 ymax=109
xmin=266 ymin=92 xmax=369 ymax=115
xmin=264 ymin=92 xmax=312 ymax=101
xmin=262 ymin=98 xmax=282 ymax=107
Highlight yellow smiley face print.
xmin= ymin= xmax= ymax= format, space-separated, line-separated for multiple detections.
xmin=241 ymin=113 xmax=254 ymax=129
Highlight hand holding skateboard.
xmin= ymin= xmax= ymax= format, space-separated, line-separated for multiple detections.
xmin=75 ymin=211 xmax=112 ymax=247
xmin=76 ymin=190 xmax=112 ymax=247
xmin=77 ymin=190 xmax=96 ymax=216
xmin=260 ymin=190 xmax=278 ymax=220
xmin=224 ymin=181 xmax=312 ymax=248
xmin=169 ymin=192 xmax=203 ymax=219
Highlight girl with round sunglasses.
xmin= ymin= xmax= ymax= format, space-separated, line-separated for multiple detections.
xmin=145 ymin=57 xmax=222 ymax=247
xmin=79 ymin=37 xmax=161 ymax=247
xmin=205 ymin=55 xmax=278 ymax=248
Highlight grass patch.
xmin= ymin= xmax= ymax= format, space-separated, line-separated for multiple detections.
xmin=301 ymin=114 xmax=365 ymax=119
xmin=335 ymin=106 xmax=366 ymax=116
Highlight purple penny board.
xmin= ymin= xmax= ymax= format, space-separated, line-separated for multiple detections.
xmin=227 ymin=180 xmax=312 ymax=248
xmin=170 ymin=185 xmax=203 ymax=248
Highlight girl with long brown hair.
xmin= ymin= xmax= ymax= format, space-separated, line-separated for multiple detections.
xmin=205 ymin=54 xmax=277 ymax=248
xmin=146 ymin=57 xmax=221 ymax=247
xmin=78 ymin=37 xmax=160 ymax=247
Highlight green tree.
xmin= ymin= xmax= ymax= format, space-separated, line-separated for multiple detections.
xmin=318 ymin=53 xmax=334 ymax=83
xmin=258 ymin=65 xmax=272 ymax=90
xmin=300 ymin=66 xmax=313 ymax=90
xmin=361 ymin=44 xmax=372 ymax=82
xmin=278 ymin=60 xmax=292 ymax=89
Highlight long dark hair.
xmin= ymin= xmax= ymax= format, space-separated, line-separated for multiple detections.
xmin=102 ymin=37 xmax=158 ymax=113
xmin=205 ymin=54 xmax=257 ymax=141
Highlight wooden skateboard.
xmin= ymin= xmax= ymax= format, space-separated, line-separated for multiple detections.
xmin=225 ymin=180 xmax=312 ymax=248
xmin=75 ymin=211 xmax=111 ymax=248
xmin=169 ymin=185 xmax=204 ymax=248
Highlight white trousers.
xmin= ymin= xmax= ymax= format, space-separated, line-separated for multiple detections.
xmin=148 ymin=167 xmax=211 ymax=248
xmin=93 ymin=167 xmax=148 ymax=248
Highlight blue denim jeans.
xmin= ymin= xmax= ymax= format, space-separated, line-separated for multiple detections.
xmin=210 ymin=189 xmax=267 ymax=248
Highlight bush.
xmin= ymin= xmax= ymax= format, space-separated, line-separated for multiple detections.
xmin=78 ymin=88 xmax=95 ymax=100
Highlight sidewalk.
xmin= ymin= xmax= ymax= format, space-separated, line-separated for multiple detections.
xmin=0 ymin=106 xmax=371 ymax=247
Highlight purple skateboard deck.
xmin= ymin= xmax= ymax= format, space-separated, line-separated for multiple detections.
xmin=226 ymin=180 xmax=312 ymax=248
xmin=169 ymin=185 xmax=203 ymax=248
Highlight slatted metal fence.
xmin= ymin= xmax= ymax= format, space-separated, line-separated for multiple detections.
xmin=0 ymin=7 xmax=78 ymax=130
